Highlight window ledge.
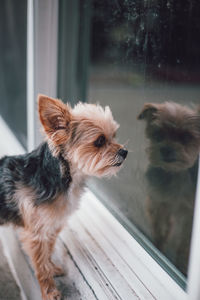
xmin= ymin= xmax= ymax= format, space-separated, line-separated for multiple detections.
xmin=0 ymin=189 xmax=186 ymax=300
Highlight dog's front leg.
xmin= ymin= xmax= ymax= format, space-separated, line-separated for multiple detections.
xmin=20 ymin=229 xmax=61 ymax=300
xmin=47 ymin=229 xmax=65 ymax=277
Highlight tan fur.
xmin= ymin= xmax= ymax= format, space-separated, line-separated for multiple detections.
xmin=14 ymin=95 xmax=127 ymax=300
xmin=38 ymin=94 xmax=72 ymax=146
xmin=38 ymin=95 xmax=124 ymax=177
xmin=15 ymin=184 xmax=69 ymax=298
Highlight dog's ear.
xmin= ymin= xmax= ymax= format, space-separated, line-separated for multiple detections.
xmin=38 ymin=94 xmax=72 ymax=145
xmin=138 ymin=103 xmax=159 ymax=121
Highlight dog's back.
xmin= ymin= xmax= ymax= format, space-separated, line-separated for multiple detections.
xmin=0 ymin=154 xmax=24 ymax=225
xmin=0 ymin=142 xmax=72 ymax=226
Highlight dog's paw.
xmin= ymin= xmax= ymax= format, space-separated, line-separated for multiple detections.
xmin=50 ymin=262 xmax=65 ymax=277
xmin=53 ymin=265 xmax=65 ymax=277
xmin=42 ymin=288 xmax=61 ymax=300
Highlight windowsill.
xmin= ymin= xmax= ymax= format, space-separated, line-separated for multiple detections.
xmin=0 ymin=189 xmax=187 ymax=300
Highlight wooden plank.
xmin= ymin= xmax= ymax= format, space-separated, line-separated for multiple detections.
xmin=78 ymin=191 xmax=186 ymax=300
xmin=0 ymin=227 xmax=40 ymax=300
xmin=62 ymin=217 xmax=141 ymax=300
xmin=0 ymin=226 xmax=98 ymax=300
xmin=60 ymin=227 xmax=121 ymax=300
xmin=0 ymin=238 xmax=21 ymax=300
xmin=77 ymin=200 xmax=155 ymax=299
xmin=75 ymin=210 xmax=153 ymax=300
xmin=53 ymin=238 xmax=97 ymax=300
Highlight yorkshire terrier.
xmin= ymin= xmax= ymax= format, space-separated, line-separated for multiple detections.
xmin=0 ymin=95 xmax=128 ymax=300
xmin=138 ymin=101 xmax=200 ymax=274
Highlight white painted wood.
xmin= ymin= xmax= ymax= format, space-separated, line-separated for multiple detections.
xmin=0 ymin=116 xmax=25 ymax=156
xmin=54 ymin=239 xmax=97 ymax=300
xmin=63 ymin=216 xmax=147 ymax=299
xmin=0 ymin=227 xmax=40 ymax=300
xmin=61 ymin=224 xmax=140 ymax=299
xmin=77 ymin=190 xmax=187 ymax=300
xmin=0 ymin=226 xmax=99 ymax=300
xmin=60 ymin=229 xmax=122 ymax=300
xmin=27 ymin=0 xmax=35 ymax=151
xmin=27 ymin=0 xmax=59 ymax=150
xmin=187 ymin=156 xmax=200 ymax=300
xmin=75 ymin=208 xmax=153 ymax=299
xmin=34 ymin=0 xmax=58 ymax=99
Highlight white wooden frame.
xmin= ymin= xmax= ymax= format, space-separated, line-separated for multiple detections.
xmin=1 ymin=0 xmax=200 ymax=299
xmin=187 ymin=156 xmax=200 ymax=300
xmin=75 ymin=190 xmax=187 ymax=300
xmin=27 ymin=0 xmax=58 ymax=150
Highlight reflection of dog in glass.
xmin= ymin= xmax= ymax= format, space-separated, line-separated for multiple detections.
xmin=138 ymin=101 xmax=200 ymax=274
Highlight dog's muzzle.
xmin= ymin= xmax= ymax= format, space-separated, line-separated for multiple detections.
xmin=113 ymin=148 xmax=128 ymax=166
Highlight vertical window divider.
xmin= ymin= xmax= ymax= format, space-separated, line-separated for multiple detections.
xmin=27 ymin=0 xmax=59 ymax=151
xmin=27 ymin=0 xmax=34 ymax=151
xmin=187 ymin=156 xmax=200 ymax=300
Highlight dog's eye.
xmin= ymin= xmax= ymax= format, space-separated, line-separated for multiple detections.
xmin=94 ymin=135 xmax=106 ymax=147
xmin=152 ymin=129 xmax=164 ymax=142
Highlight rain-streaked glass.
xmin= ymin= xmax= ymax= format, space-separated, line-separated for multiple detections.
xmin=58 ymin=0 xmax=200 ymax=288
xmin=87 ymin=0 xmax=200 ymax=286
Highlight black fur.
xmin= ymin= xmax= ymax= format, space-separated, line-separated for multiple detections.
xmin=0 ymin=142 xmax=72 ymax=225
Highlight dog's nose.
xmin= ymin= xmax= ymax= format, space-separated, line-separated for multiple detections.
xmin=160 ymin=146 xmax=176 ymax=162
xmin=118 ymin=148 xmax=128 ymax=159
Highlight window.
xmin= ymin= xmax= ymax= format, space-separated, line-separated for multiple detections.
xmin=86 ymin=0 xmax=200 ymax=288
xmin=58 ymin=0 xmax=200 ymax=291
xmin=1 ymin=0 xmax=200 ymax=299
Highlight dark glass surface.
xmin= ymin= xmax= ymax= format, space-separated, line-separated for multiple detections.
xmin=0 ymin=0 xmax=27 ymax=148
xmin=57 ymin=0 xmax=200 ymax=286
xmin=87 ymin=0 xmax=200 ymax=284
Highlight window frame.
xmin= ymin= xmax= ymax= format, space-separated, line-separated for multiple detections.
xmin=187 ymin=157 xmax=200 ymax=300
xmin=26 ymin=0 xmax=200 ymax=299
xmin=27 ymin=0 xmax=59 ymax=151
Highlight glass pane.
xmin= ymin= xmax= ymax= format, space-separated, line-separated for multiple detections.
xmin=87 ymin=0 xmax=200 ymax=287
xmin=0 ymin=0 xmax=27 ymax=148
xmin=58 ymin=0 xmax=200 ymax=288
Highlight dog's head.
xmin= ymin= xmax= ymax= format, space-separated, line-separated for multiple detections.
xmin=138 ymin=102 xmax=200 ymax=172
xmin=38 ymin=94 xmax=128 ymax=177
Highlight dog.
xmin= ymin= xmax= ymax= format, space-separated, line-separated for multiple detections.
xmin=0 ymin=94 xmax=128 ymax=300
xmin=138 ymin=101 xmax=200 ymax=274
